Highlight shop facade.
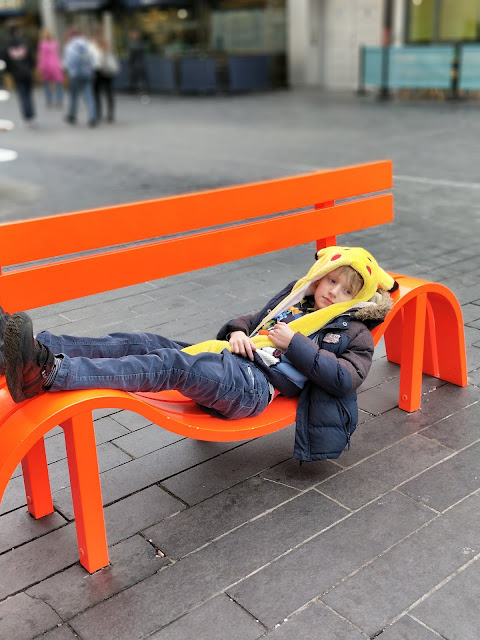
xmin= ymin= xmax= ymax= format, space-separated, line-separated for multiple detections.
xmin=3 ymin=1 xmax=480 ymax=92
xmin=289 ymin=0 xmax=480 ymax=90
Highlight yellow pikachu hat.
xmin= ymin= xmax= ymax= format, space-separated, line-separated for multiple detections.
xmin=183 ymin=246 xmax=395 ymax=355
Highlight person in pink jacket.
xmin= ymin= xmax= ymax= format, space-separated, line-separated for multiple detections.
xmin=37 ymin=28 xmax=64 ymax=108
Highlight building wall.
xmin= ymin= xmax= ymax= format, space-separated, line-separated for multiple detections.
xmin=288 ymin=0 xmax=385 ymax=89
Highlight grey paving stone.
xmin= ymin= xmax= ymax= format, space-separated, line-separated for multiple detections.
xmin=69 ymin=491 xmax=347 ymax=640
xmin=464 ymin=325 xmax=480 ymax=346
xmin=27 ymin=535 xmax=166 ymax=620
xmin=357 ymin=358 xmax=400 ymax=392
xmin=104 ymin=485 xmax=184 ymax=546
xmin=375 ymin=383 xmax=480 ymax=437
xmin=321 ymin=494 xmax=480 ymax=636
xmin=60 ymin=293 xmax=154 ymax=322
xmin=0 ymin=592 xmax=62 ymax=640
xmin=144 ymin=476 xmax=299 ymax=559
xmin=112 ymin=423 xmax=184 ymax=457
xmin=40 ymin=309 xmax=142 ymax=338
xmin=376 ymin=615 xmax=440 ymax=639
xmin=466 ymin=344 xmax=480 ymax=371
xmin=399 ymin=441 xmax=480 ymax=511
xmin=0 ymin=508 xmax=67 ymax=553
xmin=335 ymin=408 xmax=423 ymax=468
xmin=39 ymin=441 xmax=133 ymax=519
xmin=161 ymin=425 xmax=295 ymax=505
xmin=468 ymin=368 xmax=480 ymax=385
xmin=463 ymin=303 xmax=480 ymax=323
xmin=28 ymin=284 xmax=157 ymax=319
xmin=52 ymin=437 xmax=241 ymax=517
xmin=128 ymin=294 xmax=196 ymax=318
xmin=0 ymin=523 xmax=79 ymax=599
xmin=337 ymin=384 xmax=476 ymax=467
xmin=33 ymin=625 xmax=80 ymax=640
xmin=411 ymin=560 xmax=480 ymax=640
xmin=228 ymin=492 xmax=434 ymax=628
xmin=0 ymin=473 xmax=28 ymax=514
xmin=92 ymin=407 xmax=123 ymax=420
xmin=317 ymin=434 xmax=450 ymax=510
xmin=146 ymin=594 xmax=265 ymax=640
xmin=93 ymin=414 xmax=131 ymax=440
xmin=357 ymin=377 xmax=400 ymax=414
xmin=34 ymin=313 xmax=82 ymax=333
xmin=109 ymin=409 xmax=155 ymax=431
xmin=263 ymin=601 xmax=367 ymax=639
xmin=420 ymin=401 xmax=480 ymax=450
xmin=44 ymin=432 xmax=71 ymax=465
xmin=259 ymin=457 xmax=339 ymax=490
xmin=357 ymin=374 xmax=441 ymax=415
xmin=95 ymin=441 xmax=133 ymax=470
xmin=131 ymin=292 xmax=218 ymax=316
xmin=372 ymin=338 xmax=386 ymax=360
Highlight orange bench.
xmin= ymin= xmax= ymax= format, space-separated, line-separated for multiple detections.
xmin=0 ymin=160 xmax=467 ymax=573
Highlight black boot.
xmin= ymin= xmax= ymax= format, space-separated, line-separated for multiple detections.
xmin=4 ymin=312 xmax=54 ymax=403
xmin=0 ymin=306 xmax=11 ymax=376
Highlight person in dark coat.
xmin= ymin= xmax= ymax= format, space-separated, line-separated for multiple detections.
xmin=1 ymin=22 xmax=36 ymax=124
xmin=127 ymin=29 xmax=149 ymax=98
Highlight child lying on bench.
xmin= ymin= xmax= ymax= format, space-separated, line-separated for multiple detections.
xmin=2 ymin=246 xmax=396 ymax=462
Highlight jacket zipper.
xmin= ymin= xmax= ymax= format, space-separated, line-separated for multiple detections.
xmin=339 ymin=399 xmax=352 ymax=450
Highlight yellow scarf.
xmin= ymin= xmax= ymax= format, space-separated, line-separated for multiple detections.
xmin=182 ymin=246 xmax=394 ymax=355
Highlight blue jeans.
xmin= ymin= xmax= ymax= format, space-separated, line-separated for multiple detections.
xmin=67 ymin=75 xmax=96 ymax=122
xmin=44 ymin=81 xmax=63 ymax=106
xmin=37 ymin=331 xmax=271 ymax=420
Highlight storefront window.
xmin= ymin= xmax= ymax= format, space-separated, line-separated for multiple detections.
xmin=438 ymin=0 xmax=479 ymax=41
xmin=408 ymin=0 xmax=435 ymax=42
xmin=114 ymin=0 xmax=285 ymax=57
xmin=210 ymin=1 xmax=285 ymax=53
xmin=408 ymin=0 xmax=480 ymax=43
xmin=114 ymin=5 xmax=203 ymax=57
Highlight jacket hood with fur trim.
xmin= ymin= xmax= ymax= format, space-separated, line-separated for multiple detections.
xmin=182 ymin=246 xmax=396 ymax=356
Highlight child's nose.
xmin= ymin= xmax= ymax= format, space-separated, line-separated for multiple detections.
xmin=329 ymin=284 xmax=341 ymax=298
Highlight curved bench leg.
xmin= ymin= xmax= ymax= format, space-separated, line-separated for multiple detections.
xmin=429 ymin=292 xmax=468 ymax=387
xmin=62 ymin=411 xmax=109 ymax=573
xmin=22 ymin=438 xmax=54 ymax=518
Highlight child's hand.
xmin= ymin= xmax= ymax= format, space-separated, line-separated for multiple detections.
xmin=269 ymin=322 xmax=295 ymax=349
xmin=229 ymin=331 xmax=257 ymax=361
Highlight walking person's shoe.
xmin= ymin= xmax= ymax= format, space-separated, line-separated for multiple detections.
xmin=0 ymin=306 xmax=11 ymax=376
xmin=4 ymin=312 xmax=55 ymax=403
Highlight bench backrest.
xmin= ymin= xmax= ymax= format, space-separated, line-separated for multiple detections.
xmin=0 ymin=160 xmax=392 ymax=312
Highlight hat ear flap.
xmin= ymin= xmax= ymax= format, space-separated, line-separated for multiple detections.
xmin=377 ymin=266 xmax=396 ymax=292
xmin=314 ymin=246 xmax=333 ymax=261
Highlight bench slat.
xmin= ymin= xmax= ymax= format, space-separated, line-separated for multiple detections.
xmin=0 ymin=194 xmax=393 ymax=310
xmin=0 ymin=161 xmax=392 ymax=267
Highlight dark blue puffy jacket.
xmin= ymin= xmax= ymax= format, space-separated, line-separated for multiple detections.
xmin=217 ymin=282 xmax=388 ymax=461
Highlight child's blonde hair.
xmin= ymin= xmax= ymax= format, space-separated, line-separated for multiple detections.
xmin=333 ymin=265 xmax=364 ymax=297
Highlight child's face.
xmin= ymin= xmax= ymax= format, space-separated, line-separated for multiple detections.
xmin=313 ymin=268 xmax=357 ymax=309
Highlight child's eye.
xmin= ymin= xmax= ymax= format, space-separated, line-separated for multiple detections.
xmin=344 ymin=289 xmax=352 ymax=296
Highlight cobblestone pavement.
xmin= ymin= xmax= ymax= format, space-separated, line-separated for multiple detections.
xmin=0 ymin=88 xmax=479 ymax=640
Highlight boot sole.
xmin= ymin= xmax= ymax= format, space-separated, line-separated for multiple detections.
xmin=4 ymin=312 xmax=32 ymax=403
